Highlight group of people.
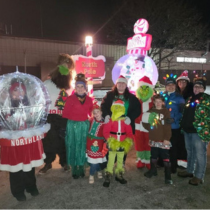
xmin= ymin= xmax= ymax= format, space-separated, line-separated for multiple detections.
xmin=0 ymin=52 xmax=209 ymax=202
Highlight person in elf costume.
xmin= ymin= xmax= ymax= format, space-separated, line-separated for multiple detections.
xmin=86 ymin=101 xmax=108 ymax=184
xmin=103 ymin=99 xmax=133 ymax=187
xmin=63 ymin=73 xmax=93 ymax=179
xmin=135 ymin=76 xmax=154 ymax=169
xmin=39 ymin=54 xmax=75 ymax=174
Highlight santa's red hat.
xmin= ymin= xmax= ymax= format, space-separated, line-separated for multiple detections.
xmin=116 ymin=75 xmax=128 ymax=85
xmin=112 ymin=99 xmax=124 ymax=107
xmin=138 ymin=76 xmax=154 ymax=88
xmin=176 ymin=70 xmax=190 ymax=82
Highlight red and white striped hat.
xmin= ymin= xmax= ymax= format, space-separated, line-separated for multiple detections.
xmin=116 ymin=75 xmax=128 ymax=85
xmin=112 ymin=99 xmax=125 ymax=106
xmin=138 ymin=76 xmax=154 ymax=88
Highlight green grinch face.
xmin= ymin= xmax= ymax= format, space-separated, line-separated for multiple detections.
xmin=111 ymin=105 xmax=125 ymax=121
xmin=136 ymin=85 xmax=153 ymax=102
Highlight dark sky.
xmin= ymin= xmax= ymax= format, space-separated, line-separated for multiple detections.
xmin=0 ymin=0 xmax=210 ymax=43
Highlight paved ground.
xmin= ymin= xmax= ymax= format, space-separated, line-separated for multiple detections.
xmin=1 ymin=146 xmax=210 ymax=209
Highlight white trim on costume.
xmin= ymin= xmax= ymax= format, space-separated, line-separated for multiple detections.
xmin=0 ymin=153 xmax=46 ymax=173
xmin=142 ymin=113 xmax=150 ymax=123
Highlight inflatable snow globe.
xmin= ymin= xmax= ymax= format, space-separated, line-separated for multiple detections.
xmin=0 ymin=70 xmax=51 ymax=142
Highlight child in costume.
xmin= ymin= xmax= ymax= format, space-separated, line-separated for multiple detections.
xmin=86 ymin=102 xmax=107 ymax=184
xmin=142 ymin=94 xmax=173 ymax=184
xmin=39 ymin=54 xmax=75 ymax=174
xmin=63 ymin=73 xmax=93 ymax=179
xmin=135 ymin=76 xmax=154 ymax=169
xmin=103 ymin=99 xmax=133 ymax=187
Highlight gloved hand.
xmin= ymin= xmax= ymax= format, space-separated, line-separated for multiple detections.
xmin=148 ymin=112 xmax=158 ymax=126
xmin=101 ymin=143 xmax=109 ymax=157
xmin=104 ymin=115 xmax=110 ymax=124
xmin=124 ymin=116 xmax=131 ymax=125
xmin=165 ymin=118 xmax=174 ymax=124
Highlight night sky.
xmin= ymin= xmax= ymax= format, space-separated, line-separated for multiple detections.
xmin=0 ymin=0 xmax=210 ymax=43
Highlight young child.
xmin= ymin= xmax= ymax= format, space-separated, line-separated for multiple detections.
xmin=86 ymin=102 xmax=107 ymax=184
xmin=142 ymin=94 xmax=173 ymax=184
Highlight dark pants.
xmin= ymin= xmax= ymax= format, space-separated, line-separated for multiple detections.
xmin=169 ymin=128 xmax=187 ymax=171
xmin=151 ymin=147 xmax=170 ymax=160
xmin=42 ymin=114 xmax=67 ymax=166
xmin=9 ymin=168 xmax=37 ymax=198
xmin=90 ymin=163 xmax=101 ymax=176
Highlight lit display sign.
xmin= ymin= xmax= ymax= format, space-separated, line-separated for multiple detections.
xmin=177 ymin=57 xmax=206 ymax=63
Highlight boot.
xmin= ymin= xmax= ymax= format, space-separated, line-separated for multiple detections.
xmin=72 ymin=166 xmax=79 ymax=179
xmin=115 ymin=172 xmax=127 ymax=184
xmin=38 ymin=163 xmax=52 ymax=174
xmin=164 ymin=161 xmax=173 ymax=184
xmin=103 ymin=172 xmax=111 ymax=187
xmin=144 ymin=159 xmax=157 ymax=178
xmin=177 ymin=170 xmax=193 ymax=178
xmin=189 ymin=177 xmax=203 ymax=186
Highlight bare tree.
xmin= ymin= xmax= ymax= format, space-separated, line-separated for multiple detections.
xmin=105 ymin=0 xmax=209 ymax=68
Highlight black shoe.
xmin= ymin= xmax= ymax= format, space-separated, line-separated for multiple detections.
xmin=115 ymin=173 xmax=127 ymax=184
xmin=26 ymin=188 xmax=39 ymax=196
xmin=103 ymin=172 xmax=111 ymax=187
xmin=80 ymin=173 xmax=85 ymax=178
xmin=144 ymin=170 xmax=157 ymax=178
xmin=72 ymin=174 xmax=79 ymax=179
xmin=15 ymin=194 xmax=26 ymax=202
xmin=63 ymin=165 xmax=70 ymax=172
xmin=39 ymin=163 xmax=52 ymax=174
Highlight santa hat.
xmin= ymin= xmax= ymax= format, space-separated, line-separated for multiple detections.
xmin=112 ymin=99 xmax=125 ymax=107
xmin=138 ymin=76 xmax=154 ymax=88
xmin=116 ymin=75 xmax=128 ymax=85
xmin=176 ymin=70 xmax=190 ymax=82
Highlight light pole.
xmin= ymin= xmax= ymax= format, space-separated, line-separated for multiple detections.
xmin=85 ymin=36 xmax=93 ymax=98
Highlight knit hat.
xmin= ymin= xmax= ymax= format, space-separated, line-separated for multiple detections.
xmin=75 ymin=73 xmax=87 ymax=87
xmin=165 ymin=77 xmax=176 ymax=85
xmin=138 ymin=76 xmax=154 ymax=88
xmin=193 ymin=77 xmax=206 ymax=90
xmin=116 ymin=75 xmax=128 ymax=85
xmin=176 ymin=70 xmax=190 ymax=82
xmin=112 ymin=99 xmax=125 ymax=107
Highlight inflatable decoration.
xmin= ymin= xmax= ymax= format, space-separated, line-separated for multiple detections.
xmin=0 ymin=71 xmax=51 ymax=142
xmin=112 ymin=18 xmax=158 ymax=93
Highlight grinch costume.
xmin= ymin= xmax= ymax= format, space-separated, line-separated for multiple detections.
xmin=135 ymin=76 xmax=154 ymax=169
xmin=103 ymin=100 xmax=133 ymax=187
xmin=39 ymin=54 xmax=74 ymax=174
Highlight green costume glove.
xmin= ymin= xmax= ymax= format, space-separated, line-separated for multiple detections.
xmin=148 ymin=112 xmax=158 ymax=126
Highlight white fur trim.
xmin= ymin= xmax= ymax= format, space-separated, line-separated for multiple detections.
xmin=142 ymin=98 xmax=151 ymax=113
xmin=0 ymin=153 xmax=46 ymax=172
xmin=0 ymin=124 xmax=51 ymax=139
xmin=177 ymin=160 xmax=187 ymax=168
xmin=176 ymin=77 xmax=190 ymax=82
xmin=135 ymin=122 xmax=148 ymax=132
xmin=117 ymin=77 xmax=128 ymax=84
xmin=142 ymin=113 xmax=150 ymax=123
xmin=87 ymin=157 xmax=107 ymax=164
xmin=138 ymin=81 xmax=154 ymax=88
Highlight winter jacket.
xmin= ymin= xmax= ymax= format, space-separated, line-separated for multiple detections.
xmin=164 ymin=92 xmax=185 ymax=129
xmin=101 ymin=91 xmax=141 ymax=134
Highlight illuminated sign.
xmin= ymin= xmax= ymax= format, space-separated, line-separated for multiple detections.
xmin=126 ymin=19 xmax=152 ymax=55
xmin=72 ymin=55 xmax=106 ymax=79
xmin=177 ymin=57 xmax=206 ymax=63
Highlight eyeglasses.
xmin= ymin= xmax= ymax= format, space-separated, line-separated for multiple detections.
xmin=193 ymin=85 xmax=204 ymax=89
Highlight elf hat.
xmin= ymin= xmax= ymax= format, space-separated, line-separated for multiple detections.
xmin=176 ymin=70 xmax=190 ymax=82
xmin=112 ymin=99 xmax=125 ymax=107
xmin=116 ymin=75 xmax=128 ymax=85
xmin=138 ymin=76 xmax=154 ymax=88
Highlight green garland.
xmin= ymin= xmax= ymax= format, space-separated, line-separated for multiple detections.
xmin=193 ymin=93 xmax=210 ymax=142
